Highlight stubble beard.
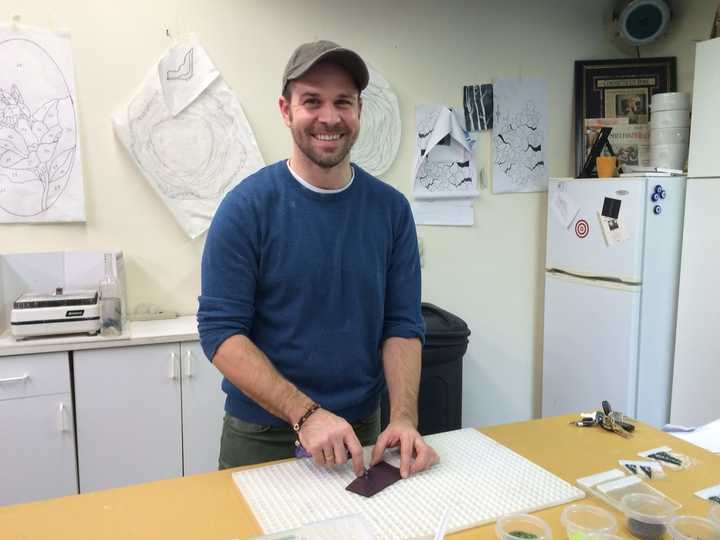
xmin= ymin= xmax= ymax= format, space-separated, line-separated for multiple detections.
xmin=288 ymin=112 xmax=359 ymax=169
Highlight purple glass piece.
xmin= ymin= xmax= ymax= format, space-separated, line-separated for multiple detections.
xmin=346 ymin=461 xmax=402 ymax=497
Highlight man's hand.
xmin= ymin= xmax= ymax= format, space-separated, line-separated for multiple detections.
xmin=370 ymin=418 xmax=438 ymax=478
xmin=298 ymin=408 xmax=366 ymax=477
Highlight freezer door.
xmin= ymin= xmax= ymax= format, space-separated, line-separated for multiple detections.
xmin=542 ymin=272 xmax=641 ymax=418
xmin=688 ymin=39 xmax=720 ymax=178
xmin=546 ymin=179 xmax=646 ymax=282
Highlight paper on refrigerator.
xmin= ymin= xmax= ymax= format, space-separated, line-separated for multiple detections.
xmin=411 ymin=105 xmax=478 ymax=226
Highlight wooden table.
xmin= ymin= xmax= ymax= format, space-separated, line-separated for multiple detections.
xmin=1 ymin=415 xmax=718 ymax=539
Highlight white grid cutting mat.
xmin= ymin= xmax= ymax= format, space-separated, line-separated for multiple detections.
xmin=232 ymin=428 xmax=584 ymax=539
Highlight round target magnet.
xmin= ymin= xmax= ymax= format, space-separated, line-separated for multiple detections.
xmin=575 ymin=219 xmax=590 ymax=238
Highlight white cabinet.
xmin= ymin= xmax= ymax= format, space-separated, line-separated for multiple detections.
xmin=180 ymin=341 xmax=224 ymax=476
xmin=0 ymin=352 xmax=77 ymax=506
xmin=74 ymin=341 xmax=224 ymax=492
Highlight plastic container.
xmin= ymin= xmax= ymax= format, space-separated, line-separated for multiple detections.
xmin=560 ymin=504 xmax=618 ymax=540
xmin=710 ymin=504 xmax=720 ymax=527
xmin=650 ymin=143 xmax=688 ymax=170
xmin=668 ymin=515 xmax=720 ymax=540
xmin=496 ymin=513 xmax=552 ymax=540
xmin=650 ymin=109 xmax=690 ymax=128
xmin=621 ymin=493 xmax=677 ymax=539
xmin=650 ymin=127 xmax=690 ymax=145
xmin=651 ymin=92 xmax=691 ymax=112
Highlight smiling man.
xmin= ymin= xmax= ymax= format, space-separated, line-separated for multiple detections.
xmin=198 ymin=41 xmax=437 ymax=478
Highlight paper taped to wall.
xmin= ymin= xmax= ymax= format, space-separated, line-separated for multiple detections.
xmin=113 ymin=35 xmax=264 ymax=239
xmin=0 ymin=23 xmax=86 ymax=223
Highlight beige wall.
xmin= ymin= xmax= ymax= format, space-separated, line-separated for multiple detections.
xmin=1 ymin=0 xmax=716 ymax=426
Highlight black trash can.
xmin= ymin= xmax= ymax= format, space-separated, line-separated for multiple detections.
xmin=380 ymin=302 xmax=471 ymax=435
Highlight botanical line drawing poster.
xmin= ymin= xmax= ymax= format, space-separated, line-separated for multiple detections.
xmin=0 ymin=24 xmax=85 ymax=222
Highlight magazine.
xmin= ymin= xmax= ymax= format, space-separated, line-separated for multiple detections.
xmin=585 ymin=118 xmax=649 ymax=169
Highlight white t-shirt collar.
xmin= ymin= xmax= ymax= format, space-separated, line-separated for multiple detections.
xmin=286 ymin=160 xmax=354 ymax=194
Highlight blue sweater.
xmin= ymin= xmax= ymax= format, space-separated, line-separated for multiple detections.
xmin=197 ymin=161 xmax=424 ymax=426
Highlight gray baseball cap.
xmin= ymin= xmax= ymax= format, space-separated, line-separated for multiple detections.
xmin=282 ymin=40 xmax=369 ymax=94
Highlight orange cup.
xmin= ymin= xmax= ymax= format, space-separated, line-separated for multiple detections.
xmin=596 ymin=156 xmax=617 ymax=178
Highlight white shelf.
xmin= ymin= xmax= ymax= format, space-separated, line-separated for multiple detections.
xmin=0 ymin=316 xmax=199 ymax=357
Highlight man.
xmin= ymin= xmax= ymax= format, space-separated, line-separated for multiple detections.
xmin=197 ymin=40 xmax=437 ymax=479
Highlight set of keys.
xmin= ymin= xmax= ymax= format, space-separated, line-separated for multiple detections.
xmin=572 ymin=400 xmax=636 ymax=438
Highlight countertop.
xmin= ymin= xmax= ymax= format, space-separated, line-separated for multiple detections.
xmin=0 ymin=316 xmax=199 ymax=357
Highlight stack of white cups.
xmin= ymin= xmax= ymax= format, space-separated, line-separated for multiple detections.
xmin=649 ymin=92 xmax=691 ymax=171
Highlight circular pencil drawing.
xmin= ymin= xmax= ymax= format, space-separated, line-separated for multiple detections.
xmin=126 ymin=80 xmax=253 ymax=200
xmin=0 ymin=39 xmax=77 ymax=217
xmin=351 ymin=66 xmax=401 ymax=178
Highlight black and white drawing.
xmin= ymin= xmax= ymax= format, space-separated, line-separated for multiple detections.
xmin=114 ymin=37 xmax=263 ymax=239
xmin=492 ymin=78 xmax=548 ymax=193
xmin=350 ymin=66 xmax=401 ymax=177
xmin=413 ymin=105 xmax=478 ymax=198
xmin=158 ymin=36 xmax=219 ymax=116
xmin=166 ymin=48 xmax=194 ymax=81
xmin=0 ymin=25 xmax=84 ymax=222
xmin=463 ymin=84 xmax=493 ymax=131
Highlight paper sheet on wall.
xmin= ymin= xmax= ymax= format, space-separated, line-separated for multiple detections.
xmin=113 ymin=35 xmax=264 ymax=239
xmin=0 ymin=23 xmax=86 ymax=223
xmin=492 ymin=78 xmax=548 ymax=194
xmin=158 ymin=34 xmax=219 ymax=116
xmin=350 ymin=65 xmax=401 ymax=177
xmin=412 ymin=105 xmax=478 ymax=226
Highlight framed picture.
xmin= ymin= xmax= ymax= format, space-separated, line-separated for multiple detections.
xmin=574 ymin=57 xmax=676 ymax=176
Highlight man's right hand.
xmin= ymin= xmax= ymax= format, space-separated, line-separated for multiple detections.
xmin=298 ymin=408 xmax=365 ymax=477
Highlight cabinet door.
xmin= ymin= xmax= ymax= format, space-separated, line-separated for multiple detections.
xmin=180 ymin=342 xmax=225 ymax=475
xmin=0 ymin=393 xmax=77 ymax=505
xmin=74 ymin=344 xmax=182 ymax=492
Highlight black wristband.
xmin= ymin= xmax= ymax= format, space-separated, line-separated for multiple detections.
xmin=293 ymin=402 xmax=320 ymax=433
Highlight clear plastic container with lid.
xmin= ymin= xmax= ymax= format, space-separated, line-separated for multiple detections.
xmin=668 ymin=515 xmax=720 ymax=540
xmin=495 ymin=513 xmax=552 ymax=540
xmin=560 ymin=504 xmax=618 ymax=540
xmin=710 ymin=504 xmax=720 ymax=527
xmin=621 ymin=493 xmax=677 ymax=539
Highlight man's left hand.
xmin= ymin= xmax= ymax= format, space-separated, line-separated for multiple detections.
xmin=369 ymin=418 xmax=438 ymax=478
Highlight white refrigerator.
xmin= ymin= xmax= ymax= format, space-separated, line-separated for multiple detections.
xmin=542 ymin=177 xmax=685 ymax=427
xmin=669 ymin=37 xmax=720 ymax=427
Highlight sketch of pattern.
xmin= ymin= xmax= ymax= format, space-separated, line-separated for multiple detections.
xmin=167 ymin=48 xmax=193 ymax=81
xmin=125 ymin=81 xmax=255 ymax=200
xmin=412 ymin=105 xmax=478 ymax=202
xmin=416 ymin=160 xmax=473 ymax=193
xmin=463 ymin=84 xmax=493 ymax=131
xmin=416 ymin=107 xmax=443 ymax=157
xmin=350 ymin=66 xmax=401 ymax=177
xmin=0 ymin=28 xmax=84 ymax=222
xmin=492 ymin=78 xmax=548 ymax=194
xmin=114 ymin=40 xmax=264 ymax=239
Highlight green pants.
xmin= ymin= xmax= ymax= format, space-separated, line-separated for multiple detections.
xmin=218 ymin=408 xmax=381 ymax=470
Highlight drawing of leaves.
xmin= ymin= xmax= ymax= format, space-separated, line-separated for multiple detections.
xmin=49 ymin=148 xmax=73 ymax=182
xmin=33 ymin=100 xmax=59 ymax=128
xmin=0 ymin=149 xmax=25 ymax=167
xmin=37 ymin=141 xmax=59 ymax=163
xmin=0 ymin=126 xmax=29 ymax=156
xmin=41 ymin=125 xmax=62 ymax=144
xmin=12 ymin=153 xmax=40 ymax=170
xmin=0 ymin=168 xmax=36 ymax=184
